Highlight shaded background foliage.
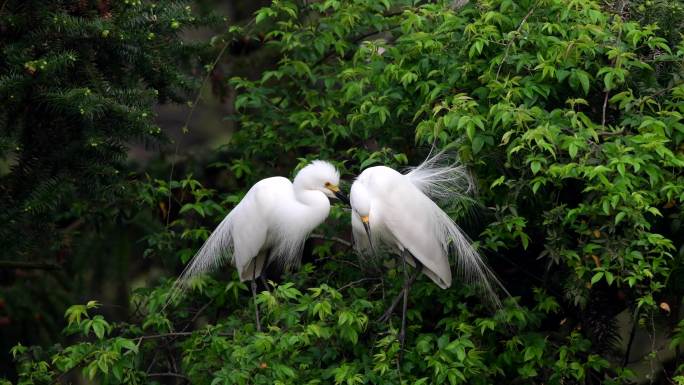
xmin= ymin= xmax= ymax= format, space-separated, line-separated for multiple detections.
xmin=1 ymin=0 xmax=684 ymax=384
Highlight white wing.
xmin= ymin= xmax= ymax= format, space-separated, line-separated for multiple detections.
xmin=167 ymin=177 xmax=293 ymax=305
xmin=376 ymin=172 xmax=453 ymax=289
xmin=367 ymin=167 xmax=504 ymax=306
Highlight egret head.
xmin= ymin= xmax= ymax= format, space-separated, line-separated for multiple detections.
xmin=350 ymin=181 xmax=372 ymax=245
xmin=350 ymin=182 xmax=370 ymax=218
xmin=294 ymin=160 xmax=348 ymax=202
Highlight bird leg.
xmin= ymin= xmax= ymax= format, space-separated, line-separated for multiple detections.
xmin=377 ymin=252 xmax=423 ymax=324
xmin=251 ymin=267 xmax=262 ymax=332
xmin=259 ymin=253 xmax=272 ymax=292
xmin=398 ymin=250 xmax=410 ymax=357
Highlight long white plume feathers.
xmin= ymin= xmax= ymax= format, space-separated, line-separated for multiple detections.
xmin=165 ymin=208 xmax=236 ymax=308
xmin=406 ymin=151 xmax=508 ymax=308
xmin=405 ymin=150 xmax=476 ymax=204
xmin=436 ymin=207 xmax=507 ymax=308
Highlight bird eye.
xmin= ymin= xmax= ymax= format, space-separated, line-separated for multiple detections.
xmin=324 ymin=182 xmax=331 ymax=187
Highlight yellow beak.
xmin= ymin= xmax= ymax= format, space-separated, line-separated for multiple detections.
xmin=326 ymin=184 xmax=340 ymax=193
xmin=360 ymin=215 xmax=369 ymax=224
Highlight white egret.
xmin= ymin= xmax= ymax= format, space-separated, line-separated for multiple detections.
xmin=171 ymin=160 xmax=347 ymax=331
xmin=350 ymin=153 xmax=504 ymax=348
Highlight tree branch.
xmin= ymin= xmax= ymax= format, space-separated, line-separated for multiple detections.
xmin=313 ymin=10 xmax=404 ymax=68
xmin=139 ymin=332 xmax=195 ymax=340
xmin=602 ymin=0 xmax=627 ymax=128
xmin=148 ymin=372 xmax=190 ymax=381
xmin=0 ymin=260 xmax=62 ymax=270
xmin=623 ymin=307 xmax=639 ymax=367
xmin=138 ymin=331 xmax=233 ymax=341
xmin=338 ymin=277 xmax=380 ymax=291
xmin=648 ymin=79 xmax=684 ymax=99
xmin=310 ymin=233 xmax=352 ymax=248
xmin=496 ymin=1 xmax=538 ymax=81
xmin=167 ymin=39 xmax=231 ymax=227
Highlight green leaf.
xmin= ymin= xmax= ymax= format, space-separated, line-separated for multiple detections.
xmin=576 ymin=70 xmax=590 ymax=94
xmin=532 ymin=181 xmax=541 ymax=194
xmin=64 ymin=305 xmax=88 ymax=325
xmin=255 ymin=8 xmax=274 ymax=24
xmin=605 ymin=271 xmax=615 ymax=285
xmin=530 ymin=161 xmax=541 ymax=175
xmin=92 ymin=321 xmax=105 ymax=339
xmin=472 ymin=136 xmax=484 ymax=154
xmin=490 ymin=175 xmax=505 ymax=188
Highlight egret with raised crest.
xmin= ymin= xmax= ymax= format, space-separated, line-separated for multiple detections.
xmin=171 ymin=160 xmax=347 ymax=331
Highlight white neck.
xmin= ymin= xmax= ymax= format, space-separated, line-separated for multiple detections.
xmin=293 ymin=186 xmax=330 ymax=232
xmin=294 ymin=187 xmax=330 ymax=210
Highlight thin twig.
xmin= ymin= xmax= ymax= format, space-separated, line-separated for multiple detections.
xmin=0 ymin=260 xmax=61 ymax=270
xmin=599 ymin=128 xmax=625 ymax=137
xmin=623 ymin=307 xmax=639 ymax=367
xmin=183 ymin=299 xmax=214 ymax=330
xmin=166 ymin=41 xmax=230 ymax=227
xmin=139 ymin=331 xmax=195 ymax=340
xmin=310 ymin=233 xmax=353 ymax=248
xmin=601 ymin=1 xmax=627 ymax=128
xmin=320 ymin=255 xmax=364 ymax=271
xmin=145 ymin=351 xmax=159 ymax=374
xmin=148 ymin=372 xmax=190 ymax=381
xmin=648 ymin=80 xmax=684 ymax=99
xmin=496 ymin=1 xmax=538 ymax=81
xmin=601 ymin=90 xmax=610 ymax=128
xmin=338 ymin=277 xmax=380 ymax=291
xmin=138 ymin=331 xmax=233 ymax=340
xmin=313 ymin=9 xmax=405 ymax=68
xmin=167 ymin=346 xmax=178 ymax=377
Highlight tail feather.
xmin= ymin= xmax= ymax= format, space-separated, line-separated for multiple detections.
xmin=436 ymin=208 xmax=509 ymax=309
xmin=408 ymin=150 xmax=509 ymax=308
xmin=164 ymin=211 xmax=235 ymax=308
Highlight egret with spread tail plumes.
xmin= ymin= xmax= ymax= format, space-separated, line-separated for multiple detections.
xmin=350 ymin=153 xmax=505 ymax=350
xmin=170 ymin=160 xmax=347 ymax=331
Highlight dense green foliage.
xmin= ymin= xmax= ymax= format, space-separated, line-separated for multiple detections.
xmin=0 ymin=0 xmax=217 ymax=373
xmin=4 ymin=0 xmax=684 ymax=383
